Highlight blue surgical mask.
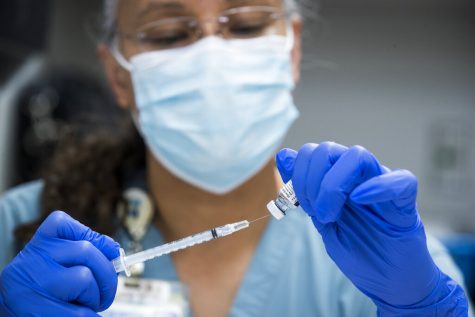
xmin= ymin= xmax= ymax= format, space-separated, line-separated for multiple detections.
xmin=130 ymin=34 xmax=299 ymax=195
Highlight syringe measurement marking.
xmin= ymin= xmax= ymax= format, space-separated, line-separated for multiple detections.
xmin=125 ymin=230 xmax=213 ymax=267
xmin=113 ymin=220 xmax=250 ymax=276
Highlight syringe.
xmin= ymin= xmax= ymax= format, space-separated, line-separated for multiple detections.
xmin=112 ymin=220 xmax=250 ymax=276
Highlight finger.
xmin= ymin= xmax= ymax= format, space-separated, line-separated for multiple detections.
xmin=315 ymin=145 xmax=383 ymax=224
xmin=38 ymin=211 xmax=120 ymax=260
xmin=3 ymin=293 xmax=100 ymax=317
xmin=350 ymin=170 xmax=417 ymax=209
xmin=57 ymin=240 xmax=117 ymax=311
xmin=306 ymin=142 xmax=348 ymax=215
xmin=44 ymin=266 xmax=101 ymax=311
xmin=66 ymin=304 xmax=101 ymax=317
xmin=0 ymin=295 xmax=13 ymax=316
xmin=291 ymin=143 xmax=319 ymax=216
xmin=350 ymin=170 xmax=419 ymax=228
xmin=36 ymin=238 xmax=118 ymax=311
xmin=43 ymin=301 xmax=101 ymax=317
xmin=276 ymin=148 xmax=297 ymax=183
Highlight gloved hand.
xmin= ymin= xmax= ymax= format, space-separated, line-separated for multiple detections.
xmin=277 ymin=142 xmax=468 ymax=315
xmin=0 ymin=211 xmax=119 ymax=317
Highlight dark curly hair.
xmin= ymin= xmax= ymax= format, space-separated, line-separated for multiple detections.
xmin=14 ymin=117 xmax=146 ymax=248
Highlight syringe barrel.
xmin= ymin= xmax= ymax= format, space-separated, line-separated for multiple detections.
xmin=111 ymin=220 xmax=250 ymax=275
xmin=132 ymin=230 xmax=214 ymax=264
xmin=112 ymin=248 xmax=130 ymax=276
xmin=112 ymin=257 xmax=122 ymax=273
xmin=113 ymin=230 xmax=214 ymax=275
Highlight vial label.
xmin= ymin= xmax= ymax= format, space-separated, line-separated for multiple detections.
xmin=281 ymin=181 xmax=299 ymax=206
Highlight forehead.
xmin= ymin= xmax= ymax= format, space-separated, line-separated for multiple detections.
xmin=117 ymin=0 xmax=284 ymax=28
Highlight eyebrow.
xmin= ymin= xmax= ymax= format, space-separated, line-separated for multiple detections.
xmin=225 ymin=0 xmax=276 ymax=6
xmin=138 ymin=1 xmax=187 ymax=18
xmin=138 ymin=0 xmax=276 ymax=18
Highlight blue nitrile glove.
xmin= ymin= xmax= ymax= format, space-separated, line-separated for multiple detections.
xmin=0 ymin=211 xmax=120 ymax=317
xmin=276 ymin=142 xmax=469 ymax=316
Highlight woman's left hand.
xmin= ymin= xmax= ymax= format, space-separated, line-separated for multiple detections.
xmin=276 ymin=142 xmax=468 ymax=315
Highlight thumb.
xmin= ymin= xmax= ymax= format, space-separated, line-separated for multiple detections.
xmin=276 ymin=148 xmax=298 ymax=183
xmin=37 ymin=211 xmax=120 ymax=261
xmin=350 ymin=170 xmax=419 ymax=228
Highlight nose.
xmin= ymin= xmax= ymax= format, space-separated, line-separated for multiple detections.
xmin=199 ymin=17 xmax=222 ymax=37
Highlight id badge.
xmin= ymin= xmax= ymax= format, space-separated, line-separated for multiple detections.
xmin=100 ymin=276 xmax=189 ymax=317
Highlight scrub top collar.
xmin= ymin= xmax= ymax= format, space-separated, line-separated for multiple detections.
xmin=116 ymin=201 xmax=303 ymax=317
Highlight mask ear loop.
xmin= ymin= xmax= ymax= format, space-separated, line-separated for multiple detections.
xmin=111 ymin=24 xmax=293 ymax=71
xmin=284 ymin=19 xmax=295 ymax=53
xmin=110 ymin=36 xmax=133 ymax=71
xmin=130 ymin=109 xmax=141 ymax=130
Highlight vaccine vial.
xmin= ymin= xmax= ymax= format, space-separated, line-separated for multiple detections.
xmin=267 ymin=181 xmax=300 ymax=220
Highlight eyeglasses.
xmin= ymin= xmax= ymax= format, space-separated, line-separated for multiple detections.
xmin=112 ymin=6 xmax=287 ymax=59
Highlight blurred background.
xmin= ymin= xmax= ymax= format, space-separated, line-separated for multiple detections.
xmin=0 ymin=0 xmax=474 ymax=297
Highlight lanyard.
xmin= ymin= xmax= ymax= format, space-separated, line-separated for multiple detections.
xmin=118 ymin=187 xmax=154 ymax=277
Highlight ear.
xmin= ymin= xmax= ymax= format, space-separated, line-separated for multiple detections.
xmin=290 ymin=17 xmax=303 ymax=83
xmin=97 ymin=44 xmax=135 ymax=109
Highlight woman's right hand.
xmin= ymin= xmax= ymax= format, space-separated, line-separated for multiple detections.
xmin=0 ymin=211 xmax=119 ymax=317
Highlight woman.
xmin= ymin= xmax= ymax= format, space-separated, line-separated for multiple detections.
xmin=0 ymin=0 xmax=471 ymax=316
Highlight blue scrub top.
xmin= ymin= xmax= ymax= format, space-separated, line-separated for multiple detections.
xmin=1 ymin=181 xmax=473 ymax=316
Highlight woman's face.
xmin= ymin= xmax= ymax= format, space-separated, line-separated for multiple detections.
xmin=99 ymin=0 xmax=302 ymax=110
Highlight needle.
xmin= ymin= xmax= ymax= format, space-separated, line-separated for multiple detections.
xmin=250 ymin=214 xmax=270 ymax=223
